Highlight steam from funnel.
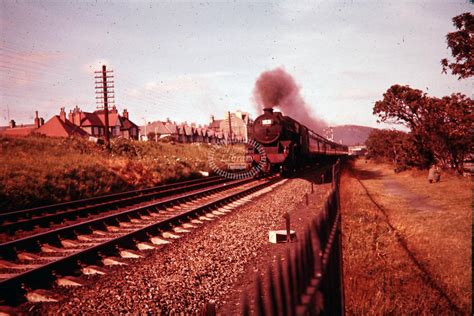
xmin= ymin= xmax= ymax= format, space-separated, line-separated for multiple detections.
xmin=253 ymin=67 xmax=327 ymax=133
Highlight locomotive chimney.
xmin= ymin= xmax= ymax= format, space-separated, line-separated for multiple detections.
xmin=263 ymin=108 xmax=274 ymax=115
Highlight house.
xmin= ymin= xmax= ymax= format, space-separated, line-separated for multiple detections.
xmin=164 ymin=122 xmax=179 ymax=141
xmin=206 ymin=129 xmax=217 ymax=144
xmin=208 ymin=115 xmax=223 ymax=133
xmin=140 ymin=120 xmax=179 ymax=141
xmin=178 ymin=124 xmax=194 ymax=143
xmin=208 ymin=110 xmax=250 ymax=142
xmin=194 ymin=127 xmax=204 ymax=143
xmin=1 ymin=106 xmax=139 ymax=140
xmin=67 ymin=105 xmax=139 ymax=140
xmin=0 ymin=111 xmax=44 ymax=137
xmin=36 ymin=115 xmax=89 ymax=137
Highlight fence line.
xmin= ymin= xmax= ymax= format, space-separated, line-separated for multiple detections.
xmin=201 ymin=160 xmax=345 ymax=316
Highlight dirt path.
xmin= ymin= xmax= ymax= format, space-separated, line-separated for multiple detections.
xmin=340 ymin=159 xmax=471 ymax=315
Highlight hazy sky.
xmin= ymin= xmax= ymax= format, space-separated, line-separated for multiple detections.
xmin=1 ymin=1 xmax=472 ymax=128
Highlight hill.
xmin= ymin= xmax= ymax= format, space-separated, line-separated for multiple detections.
xmin=331 ymin=125 xmax=376 ymax=146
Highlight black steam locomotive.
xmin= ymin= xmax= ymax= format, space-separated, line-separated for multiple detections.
xmin=248 ymin=108 xmax=348 ymax=174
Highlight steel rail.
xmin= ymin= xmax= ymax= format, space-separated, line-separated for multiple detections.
xmin=0 ymin=177 xmax=255 ymax=259
xmin=0 ymin=176 xmax=221 ymax=224
xmin=0 ymin=177 xmax=282 ymax=305
xmin=0 ymin=177 xmax=229 ymax=234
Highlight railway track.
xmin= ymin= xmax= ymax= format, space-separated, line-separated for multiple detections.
xmin=0 ymin=175 xmax=233 ymax=242
xmin=0 ymin=175 xmax=284 ymax=306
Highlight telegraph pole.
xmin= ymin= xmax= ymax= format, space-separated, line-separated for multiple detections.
xmin=227 ymin=111 xmax=233 ymax=144
xmin=94 ymin=65 xmax=114 ymax=149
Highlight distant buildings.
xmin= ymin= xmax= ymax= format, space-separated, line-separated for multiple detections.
xmin=140 ymin=120 xmax=223 ymax=144
xmin=209 ymin=110 xmax=250 ymax=142
xmin=141 ymin=120 xmax=178 ymax=142
xmin=2 ymin=107 xmax=253 ymax=145
xmin=0 ymin=113 xmax=40 ymax=137
xmin=0 ymin=105 xmax=139 ymax=140
xmin=139 ymin=110 xmax=252 ymax=144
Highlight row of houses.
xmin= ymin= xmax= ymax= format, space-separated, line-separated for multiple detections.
xmin=140 ymin=120 xmax=246 ymax=144
xmin=141 ymin=110 xmax=251 ymax=144
xmin=0 ymin=106 xmax=139 ymax=139
xmin=1 ymin=106 xmax=251 ymax=145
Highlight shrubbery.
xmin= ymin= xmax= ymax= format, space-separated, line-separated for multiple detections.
xmin=366 ymin=129 xmax=421 ymax=170
xmin=0 ymin=136 xmax=212 ymax=211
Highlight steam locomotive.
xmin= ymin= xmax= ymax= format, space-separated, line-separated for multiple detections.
xmin=248 ymin=108 xmax=348 ymax=174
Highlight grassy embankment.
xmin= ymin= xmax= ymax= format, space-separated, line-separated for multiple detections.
xmin=340 ymin=159 xmax=471 ymax=314
xmin=0 ymin=136 xmax=214 ymax=211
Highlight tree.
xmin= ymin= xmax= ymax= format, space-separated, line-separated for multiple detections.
xmin=366 ymin=129 xmax=422 ymax=168
xmin=373 ymin=84 xmax=473 ymax=171
xmin=441 ymin=12 xmax=474 ymax=79
xmin=423 ymin=93 xmax=473 ymax=171
xmin=373 ymin=85 xmax=434 ymax=168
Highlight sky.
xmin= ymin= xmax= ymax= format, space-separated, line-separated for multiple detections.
xmin=0 ymin=0 xmax=472 ymax=128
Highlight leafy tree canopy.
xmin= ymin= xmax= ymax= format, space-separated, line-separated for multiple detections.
xmin=373 ymin=85 xmax=473 ymax=171
xmin=441 ymin=12 xmax=474 ymax=79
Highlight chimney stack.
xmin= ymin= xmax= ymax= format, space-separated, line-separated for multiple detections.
xmin=68 ymin=110 xmax=73 ymax=123
xmin=9 ymin=120 xmax=15 ymax=128
xmin=122 ymin=109 xmax=129 ymax=119
xmin=263 ymin=108 xmax=274 ymax=115
xmin=210 ymin=115 xmax=214 ymax=122
xmin=59 ymin=107 xmax=67 ymax=122
xmin=73 ymin=106 xmax=82 ymax=126
xmin=40 ymin=118 xmax=45 ymax=126
xmin=34 ymin=111 xmax=40 ymax=128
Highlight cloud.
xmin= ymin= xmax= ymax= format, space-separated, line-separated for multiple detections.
xmin=128 ymin=77 xmax=203 ymax=98
xmin=336 ymin=88 xmax=380 ymax=101
xmin=127 ymin=72 xmax=234 ymax=97
xmin=120 ymin=72 xmax=226 ymax=124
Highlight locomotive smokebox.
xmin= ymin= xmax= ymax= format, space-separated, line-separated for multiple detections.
xmin=263 ymin=108 xmax=274 ymax=115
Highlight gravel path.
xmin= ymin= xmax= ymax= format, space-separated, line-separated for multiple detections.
xmin=22 ymin=176 xmax=329 ymax=314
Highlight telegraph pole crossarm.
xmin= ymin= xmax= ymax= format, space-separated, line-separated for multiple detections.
xmin=94 ymin=64 xmax=113 ymax=150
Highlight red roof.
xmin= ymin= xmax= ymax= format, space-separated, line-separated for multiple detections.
xmin=145 ymin=121 xmax=172 ymax=134
xmin=74 ymin=109 xmax=137 ymax=131
xmin=209 ymin=120 xmax=222 ymax=130
xmin=184 ymin=126 xmax=193 ymax=135
xmin=36 ymin=116 xmax=89 ymax=137
xmin=80 ymin=112 xmax=103 ymax=127
xmin=164 ymin=123 xmax=178 ymax=134
xmin=95 ymin=111 xmax=120 ymax=127
xmin=121 ymin=117 xmax=138 ymax=130
xmin=1 ymin=125 xmax=36 ymax=136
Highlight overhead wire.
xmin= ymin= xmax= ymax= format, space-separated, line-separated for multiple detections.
xmin=0 ymin=41 xmax=215 ymax=123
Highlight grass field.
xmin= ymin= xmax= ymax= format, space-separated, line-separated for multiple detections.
xmin=0 ymin=136 xmax=213 ymax=211
xmin=340 ymin=159 xmax=471 ymax=314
